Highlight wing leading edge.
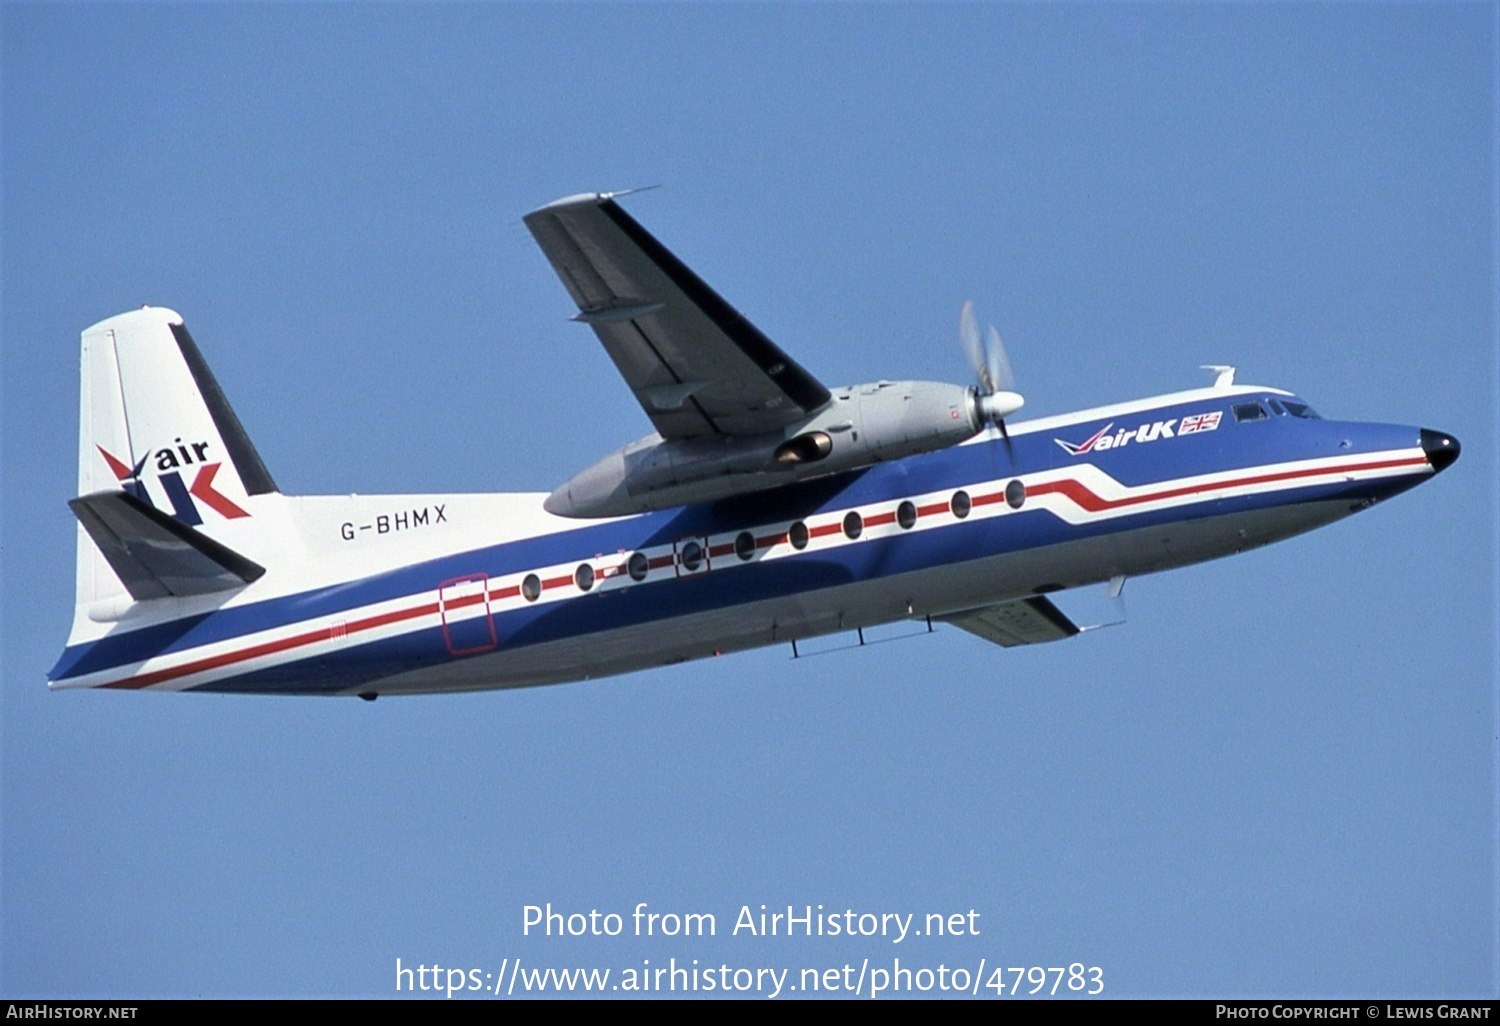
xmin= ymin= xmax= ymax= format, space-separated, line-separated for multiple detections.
xmin=524 ymin=193 xmax=831 ymax=439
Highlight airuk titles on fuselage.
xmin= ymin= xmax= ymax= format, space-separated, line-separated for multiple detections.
xmin=1054 ymin=410 xmax=1222 ymax=457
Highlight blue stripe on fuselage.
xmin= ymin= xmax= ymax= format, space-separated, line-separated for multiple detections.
xmin=50 ymin=394 xmax=1424 ymax=684
xmin=194 ymin=465 xmax=1427 ymax=696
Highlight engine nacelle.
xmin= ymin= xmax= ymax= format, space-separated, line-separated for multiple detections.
xmin=545 ymin=380 xmax=993 ymax=517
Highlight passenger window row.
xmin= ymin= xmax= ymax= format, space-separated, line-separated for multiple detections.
xmin=515 ymin=481 xmax=1029 ymax=600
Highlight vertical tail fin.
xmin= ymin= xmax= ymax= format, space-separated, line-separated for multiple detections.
xmin=74 ymin=307 xmax=278 ymax=613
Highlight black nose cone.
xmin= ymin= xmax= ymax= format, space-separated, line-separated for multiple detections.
xmin=1420 ymin=429 xmax=1460 ymax=473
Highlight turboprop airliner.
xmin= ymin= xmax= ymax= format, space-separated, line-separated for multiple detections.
xmin=48 ymin=192 xmax=1460 ymax=698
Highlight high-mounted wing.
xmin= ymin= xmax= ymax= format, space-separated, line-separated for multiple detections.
xmin=524 ymin=193 xmax=831 ymax=439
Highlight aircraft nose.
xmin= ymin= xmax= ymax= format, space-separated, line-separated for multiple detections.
xmin=1420 ymin=429 xmax=1461 ymax=474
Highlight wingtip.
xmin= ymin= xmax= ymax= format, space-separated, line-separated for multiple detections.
xmin=534 ymin=192 xmax=608 ymax=213
xmin=529 ymin=186 xmax=660 ymax=217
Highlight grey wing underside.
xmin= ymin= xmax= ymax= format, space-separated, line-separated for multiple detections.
xmin=523 ymin=194 xmax=831 ymax=439
xmin=937 ymin=596 xmax=1083 ymax=647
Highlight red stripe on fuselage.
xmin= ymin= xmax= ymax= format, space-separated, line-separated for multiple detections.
xmin=92 ymin=453 xmax=1428 ymax=691
xmin=1026 ymin=455 xmax=1427 ymax=513
xmin=100 ymin=601 xmax=441 ymax=689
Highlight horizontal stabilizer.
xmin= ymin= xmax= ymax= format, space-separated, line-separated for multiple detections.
xmin=69 ymin=490 xmax=265 ymax=600
xmin=938 ymin=595 xmax=1083 ymax=648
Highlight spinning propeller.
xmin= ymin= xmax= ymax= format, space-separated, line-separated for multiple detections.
xmin=960 ymin=300 xmax=1024 ymax=453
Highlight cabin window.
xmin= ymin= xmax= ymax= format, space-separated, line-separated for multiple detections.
xmin=521 ymin=574 xmax=541 ymax=602
xmin=1005 ymin=479 xmax=1026 ymax=509
xmin=679 ymin=541 xmax=704 ymax=572
xmin=1282 ymin=401 xmax=1321 ymax=419
xmin=574 ymin=564 xmax=595 ymax=592
xmin=1232 ymin=402 xmax=1268 ymax=423
xmin=843 ymin=511 xmax=863 ymax=539
xmin=734 ymin=531 xmax=756 ymax=561
xmin=789 ymin=521 xmax=809 ymax=550
xmin=897 ymin=500 xmax=917 ymax=529
xmin=951 ymin=490 xmax=972 ymax=519
xmin=627 ymin=552 xmax=649 ymax=582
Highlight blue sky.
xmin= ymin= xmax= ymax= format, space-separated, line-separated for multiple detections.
xmin=3 ymin=3 xmax=1494 ymax=998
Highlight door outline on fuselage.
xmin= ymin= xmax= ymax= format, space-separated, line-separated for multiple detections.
xmin=438 ymin=574 xmax=498 ymax=656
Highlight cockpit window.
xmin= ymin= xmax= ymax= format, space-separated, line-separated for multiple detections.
xmin=1282 ymin=401 xmax=1321 ymax=419
xmin=1268 ymin=399 xmax=1286 ymax=415
xmin=1232 ymin=402 xmax=1268 ymax=423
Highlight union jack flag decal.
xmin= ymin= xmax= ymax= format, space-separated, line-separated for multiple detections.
xmin=1179 ymin=411 xmax=1223 ymax=435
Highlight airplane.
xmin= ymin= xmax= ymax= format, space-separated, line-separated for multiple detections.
xmin=48 ymin=192 xmax=1461 ymax=698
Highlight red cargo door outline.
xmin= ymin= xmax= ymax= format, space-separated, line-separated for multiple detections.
xmin=438 ymin=574 xmax=497 ymax=656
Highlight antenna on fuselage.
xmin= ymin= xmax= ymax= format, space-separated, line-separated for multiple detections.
xmin=1201 ymin=365 xmax=1237 ymax=389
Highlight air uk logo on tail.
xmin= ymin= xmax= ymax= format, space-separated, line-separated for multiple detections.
xmin=1055 ymin=410 xmax=1222 ymax=457
xmin=98 ymin=439 xmax=250 ymax=524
